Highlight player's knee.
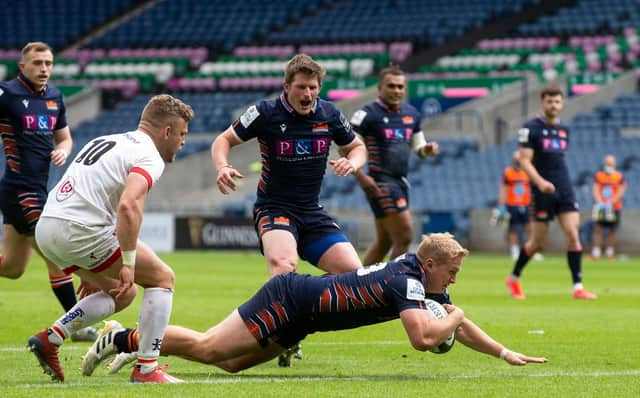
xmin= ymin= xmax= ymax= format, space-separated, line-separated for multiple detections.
xmin=393 ymin=231 xmax=412 ymax=248
xmin=0 ymin=261 xmax=27 ymax=279
xmin=267 ymin=257 xmax=297 ymax=276
xmin=157 ymin=266 xmax=175 ymax=289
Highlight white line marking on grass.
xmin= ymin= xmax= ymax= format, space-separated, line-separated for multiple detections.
xmin=0 ymin=346 xmax=85 ymax=352
xmin=13 ymin=369 xmax=640 ymax=388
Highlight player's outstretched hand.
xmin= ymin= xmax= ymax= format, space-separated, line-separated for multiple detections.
xmin=217 ymin=166 xmax=244 ymax=194
xmin=329 ymin=158 xmax=355 ymax=176
xmin=423 ymin=141 xmax=439 ymax=157
xmin=50 ymin=149 xmax=69 ymax=167
xmin=504 ymin=350 xmax=548 ymax=366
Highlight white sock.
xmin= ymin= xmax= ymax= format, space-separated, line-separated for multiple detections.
xmin=591 ymin=247 xmax=601 ymax=258
xmin=573 ymin=282 xmax=584 ymax=291
xmin=605 ymin=247 xmax=614 ymax=258
xmin=137 ymin=288 xmax=173 ymax=374
xmin=51 ymin=292 xmax=115 ymax=344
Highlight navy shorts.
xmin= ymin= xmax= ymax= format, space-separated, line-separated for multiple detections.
xmin=596 ymin=210 xmax=621 ymax=229
xmin=507 ymin=205 xmax=530 ymax=227
xmin=253 ymin=205 xmax=349 ymax=265
xmin=238 ymin=273 xmax=311 ymax=349
xmin=531 ymin=190 xmax=578 ymax=222
xmin=0 ymin=184 xmax=46 ymax=235
xmin=366 ymin=180 xmax=409 ymax=219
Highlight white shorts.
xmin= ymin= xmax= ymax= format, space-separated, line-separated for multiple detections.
xmin=35 ymin=216 xmax=121 ymax=272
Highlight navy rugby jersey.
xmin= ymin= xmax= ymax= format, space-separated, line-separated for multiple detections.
xmin=518 ymin=117 xmax=573 ymax=194
xmin=0 ymin=73 xmax=68 ymax=190
xmin=232 ymin=93 xmax=355 ymax=210
xmin=351 ymin=98 xmax=421 ymax=182
xmin=289 ymin=253 xmax=452 ymax=333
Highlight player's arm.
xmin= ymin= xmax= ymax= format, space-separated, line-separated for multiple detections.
xmin=411 ymin=131 xmax=439 ymax=158
xmin=349 ymin=133 xmax=379 ymax=196
xmin=51 ymin=126 xmax=72 ymax=166
xmin=455 ymin=317 xmax=548 ymax=365
xmin=399 ymin=306 xmax=464 ymax=351
xmin=611 ymin=178 xmax=627 ymax=203
xmin=518 ymin=146 xmax=554 ymax=194
xmin=211 ymin=126 xmax=245 ymax=194
xmin=112 ymin=172 xmax=149 ymax=298
xmin=592 ymin=180 xmax=604 ymax=203
xmin=331 ymin=136 xmax=366 ymax=177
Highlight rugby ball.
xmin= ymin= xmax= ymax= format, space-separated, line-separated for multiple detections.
xmin=424 ymin=299 xmax=455 ymax=354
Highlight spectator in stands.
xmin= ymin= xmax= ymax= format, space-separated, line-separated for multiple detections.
xmin=82 ymin=233 xmax=548 ymax=376
xmin=0 ymin=42 xmax=97 ymax=341
xmin=211 ymin=54 xmax=366 ymax=365
xmin=589 ymin=154 xmax=627 ymax=260
xmin=504 ymin=86 xmax=597 ymax=300
xmin=27 ymin=94 xmax=194 ymax=383
xmin=493 ymin=151 xmax=542 ymax=261
xmin=350 ymin=65 xmax=438 ymax=265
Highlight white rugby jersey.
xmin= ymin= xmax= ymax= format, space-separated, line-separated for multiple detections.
xmin=43 ymin=130 xmax=164 ymax=226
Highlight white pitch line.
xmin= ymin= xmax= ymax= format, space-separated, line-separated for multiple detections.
xmin=0 ymin=346 xmax=85 ymax=352
xmin=12 ymin=369 xmax=640 ymax=389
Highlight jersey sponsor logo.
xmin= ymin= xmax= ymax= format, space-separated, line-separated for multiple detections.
xmin=350 ymin=110 xmax=367 ymax=126
xmin=22 ymin=114 xmax=57 ymax=131
xmin=383 ymin=128 xmax=409 ymax=141
xmin=275 ymin=137 xmax=329 ymax=157
xmin=56 ymin=177 xmax=75 ymax=201
xmin=46 ymin=100 xmax=58 ymax=110
xmin=239 ymin=105 xmax=260 ymax=128
xmin=402 ymin=115 xmax=414 ymax=124
xmin=406 ymin=278 xmax=425 ymax=301
xmin=542 ymin=138 xmax=567 ymax=151
xmin=517 ymin=128 xmax=529 ymax=143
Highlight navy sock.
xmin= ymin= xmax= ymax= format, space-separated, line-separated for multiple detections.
xmin=511 ymin=247 xmax=531 ymax=277
xmin=49 ymin=274 xmax=77 ymax=311
xmin=114 ymin=328 xmax=137 ymax=353
xmin=567 ymin=250 xmax=583 ymax=284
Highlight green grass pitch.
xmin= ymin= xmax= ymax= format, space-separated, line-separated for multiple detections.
xmin=1 ymin=251 xmax=639 ymax=397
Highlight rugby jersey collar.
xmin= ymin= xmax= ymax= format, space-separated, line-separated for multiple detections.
xmin=17 ymin=72 xmax=46 ymax=95
xmin=375 ymin=97 xmax=401 ymax=113
xmin=279 ymin=92 xmax=318 ymax=115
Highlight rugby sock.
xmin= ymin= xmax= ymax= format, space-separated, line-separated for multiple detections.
xmin=605 ymin=247 xmax=615 ymax=258
xmin=114 ymin=328 xmax=139 ymax=353
xmin=567 ymin=250 xmax=583 ymax=284
xmin=137 ymin=288 xmax=173 ymax=374
xmin=511 ymin=246 xmax=531 ymax=277
xmin=49 ymin=273 xmax=77 ymax=311
xmin=591 ymin=246 xmax=601 ymax=258
xmin=51 ymin=292 xmax=115 ymax=341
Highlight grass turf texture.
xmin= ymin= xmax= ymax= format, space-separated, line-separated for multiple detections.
xmin=1 ymin=251 xmax=639 ymax=397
